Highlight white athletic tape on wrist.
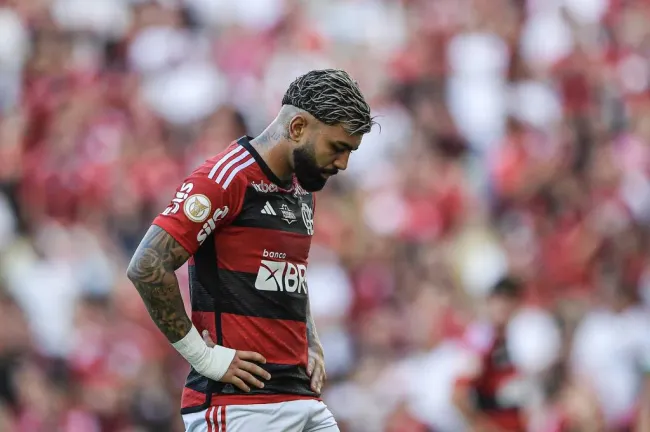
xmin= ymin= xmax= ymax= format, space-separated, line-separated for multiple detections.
xmin=172 ymin=326 xmax=236 ymax=381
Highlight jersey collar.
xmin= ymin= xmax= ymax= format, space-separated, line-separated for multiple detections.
xmin=237 ymin=136 xmax=293 ymax=190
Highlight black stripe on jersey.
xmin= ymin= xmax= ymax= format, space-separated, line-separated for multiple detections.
xmin=188 ymin=265 xmax=215 ymax=312
xmin=191 ymin=269 xmax=307 ymax=322
xmin=192 ymin=235 xmax=222 ymax=405
xmin=185 ymin=367 xmax=210 ymax=393
xmin=476 ymin=391 xmax=520 ymax=413
xmin=185 ymin=363 xmax=315 ymax=397
xmin=232 ymin=188 xmax=313 ymax=236
xmin=193 ymin=239 xmax=224 ymax=345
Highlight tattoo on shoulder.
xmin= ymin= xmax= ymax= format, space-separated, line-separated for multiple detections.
xmin=127 ymin=226 xmax=192 ymax=342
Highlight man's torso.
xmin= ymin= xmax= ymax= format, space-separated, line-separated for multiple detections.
xmin=181 ymin=140 xmax=318 ymax=412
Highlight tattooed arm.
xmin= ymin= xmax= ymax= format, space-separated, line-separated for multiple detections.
xmin=126 ymin=225 xmax=192 ymax=343
xmin=127 ymin=225 xmax=270 ymax=388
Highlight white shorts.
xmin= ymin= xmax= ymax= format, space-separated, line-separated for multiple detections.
xmin=182 ymin=399 xmax=339 ymax=432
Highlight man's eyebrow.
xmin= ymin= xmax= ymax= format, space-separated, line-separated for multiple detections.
xmin=334 ymin=141 xmax=358 ymax=151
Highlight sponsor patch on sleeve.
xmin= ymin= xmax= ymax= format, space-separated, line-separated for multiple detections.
xmin=183 ymin=194 xmax=212 ymax=223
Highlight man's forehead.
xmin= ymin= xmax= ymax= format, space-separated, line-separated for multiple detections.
xmin=325 ymin=124 xmax=362 ymax=149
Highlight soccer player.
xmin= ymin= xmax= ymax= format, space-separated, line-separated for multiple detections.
xmin=452 ymin=277 xmax=527 ymax=432
xmin=126 ymin=69 xmax=375 ymax=432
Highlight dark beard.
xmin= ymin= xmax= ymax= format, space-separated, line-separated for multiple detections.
xmin=292 ymin=145 xmax=329 ymax=192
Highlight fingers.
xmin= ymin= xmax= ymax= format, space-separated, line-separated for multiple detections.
xmin=310 ymin=376 xmax=320 ymax=393
xmin=220 ymin=350 xmax=274 ymax=392
xmin=202 ymin=330 xmax=216 ymax=348
xmin=231 ymin=376 xmax=250 ymax=393
xmin=235 ymin=369 xmax=265 ymax=390
xmin=307 ymin=358 xmax=315 ymax=377
xmin=237 ymin=350 xmax=267 ymax=364
xmin=310 ymin=363 xmax=325 ymax=394
xmin=239 ymin=360 xmax=272 ymax=381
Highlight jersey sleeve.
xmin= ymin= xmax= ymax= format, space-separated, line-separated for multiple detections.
xmin=152 ymin=169 xmax=245 ymax=255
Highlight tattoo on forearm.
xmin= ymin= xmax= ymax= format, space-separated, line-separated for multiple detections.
xmin=127 ymin=226 xmax=192 ymax=343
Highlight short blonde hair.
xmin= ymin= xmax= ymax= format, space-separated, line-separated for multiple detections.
xmin=282 ymin=69 xmax=376 ymax=135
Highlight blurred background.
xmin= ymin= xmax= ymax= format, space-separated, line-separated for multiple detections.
xmin=0 ymin=0 xmax=649 ymax=431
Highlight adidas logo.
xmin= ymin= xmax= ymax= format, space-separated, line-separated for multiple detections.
xmin=261 ymin=201 xmax=276 ymax=216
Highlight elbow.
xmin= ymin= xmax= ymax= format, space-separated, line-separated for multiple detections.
xmin=126 ymin=254 xmax=167 ymax=289
xmin=126 ymin=256 xmax=147 ymax=284
xmin=126 ymin=261 xmax=138 ymax=283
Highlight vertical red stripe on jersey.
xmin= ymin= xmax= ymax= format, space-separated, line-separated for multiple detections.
xmin=221 ymin=406 xmax=226 ymax=432
xmin=221 ymin=313 xmax=308 ymax=366
xmin=205 ymin=406 xmax=212 ymax=432
xmin=192 ymin=311 xmax=216 ymax=336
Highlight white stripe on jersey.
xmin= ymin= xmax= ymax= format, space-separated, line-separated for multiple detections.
xmin=222 ymin=157 xmax=255 ymax=189
xmin=208 ymin=146 xmax=245 ymax=180
xmin=216 ymin=151 xmax=251 ymax=184
xmin=206 ymin=406 xmax=215 ymax=431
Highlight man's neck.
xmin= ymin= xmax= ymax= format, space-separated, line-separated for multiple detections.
xmin=250 ymin=124 xmax=293 ymax=182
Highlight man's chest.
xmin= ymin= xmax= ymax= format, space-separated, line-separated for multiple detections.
xmin=213 ymin=187 xmax=314 ymax=295
xmin=235 ymin=185 xmax=314 ymax=236
xmin=216 ymin=186 xmax=315 ymax=267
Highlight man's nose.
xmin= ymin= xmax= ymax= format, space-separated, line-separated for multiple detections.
xmin=333 ymin=152 xmax=350 ymax=171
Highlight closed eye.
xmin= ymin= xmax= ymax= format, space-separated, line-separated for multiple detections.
xmin=331 ymin=141 xmax=356 ymax=154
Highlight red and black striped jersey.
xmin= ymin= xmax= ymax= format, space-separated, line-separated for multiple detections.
xmin=153 ymin=136 xmax=318 ymax=414
xmin=455 ymin=323 xmax=526 ymax=432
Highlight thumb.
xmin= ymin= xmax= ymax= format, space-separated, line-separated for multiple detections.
xmin=202 ymin=330 xmax=216 ymax=348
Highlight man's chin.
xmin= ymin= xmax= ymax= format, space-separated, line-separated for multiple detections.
xmin=296 ymin=175 xmax=327 ymax=192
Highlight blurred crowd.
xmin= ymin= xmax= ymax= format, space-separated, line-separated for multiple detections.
xmin=0 ymin=0 xmax=649 ymax=431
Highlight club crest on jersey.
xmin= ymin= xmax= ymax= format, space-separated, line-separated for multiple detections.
xmin=301 ymin=203 xmax=314 ymax=235
xmin=183 ymin=194 xmax=211 ymax=223
xmin=280 ymin=203 xmax=297 ymax=224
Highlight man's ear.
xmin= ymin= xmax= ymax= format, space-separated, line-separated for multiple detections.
xmin=288 ymin=114 xmax=309 ymax=142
